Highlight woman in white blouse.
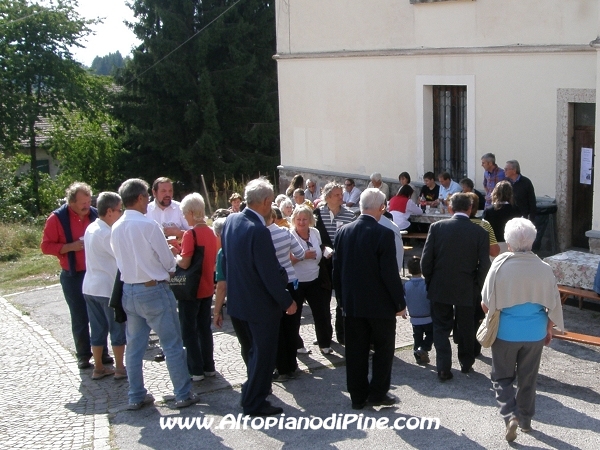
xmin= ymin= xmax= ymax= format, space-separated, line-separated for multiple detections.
xmin=290 ymin=205 xmax=334 ymax=354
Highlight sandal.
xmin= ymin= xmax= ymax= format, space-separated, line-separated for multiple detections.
xmin=114 ymin=367 xmax=127 ymax=380
xmin=92 ymin=367 xmax=115 ymax=380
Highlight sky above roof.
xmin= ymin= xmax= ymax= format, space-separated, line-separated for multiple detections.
xmin=69 ymin=0 xmax=140 ymax=66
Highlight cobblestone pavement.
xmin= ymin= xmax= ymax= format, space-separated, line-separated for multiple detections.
xmin=0 ymin=297 xmax=109 ymax=450
xmin=1 ymin=284 xmax=413 ymax=449
xmin=3 ymin=277 xmax=600 ymax=449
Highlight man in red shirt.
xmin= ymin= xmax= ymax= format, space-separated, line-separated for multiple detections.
xmin=41 ymin=182 xmax=110 ymax=369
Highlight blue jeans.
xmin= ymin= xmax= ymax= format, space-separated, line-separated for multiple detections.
xmin=84 ymin=294 xmax=126 ymax=347
xmin=122 ymin=282 xmax=192 ymax=403
xmin=178 ymin=297 xmax=215 ymax=376
xmin=60 ymin=270 xmax=92 ymax=360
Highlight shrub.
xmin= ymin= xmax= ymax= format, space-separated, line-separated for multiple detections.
xmin=0 ymin=223 xmax=42 ymax=262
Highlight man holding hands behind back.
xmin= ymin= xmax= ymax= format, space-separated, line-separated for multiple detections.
xmin=333 ymin=188 xmax=406 ymax=410
xmin=221 ymin=178 xmax=297 ymax=416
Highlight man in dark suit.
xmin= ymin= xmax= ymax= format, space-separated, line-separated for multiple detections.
xmin=421 ymin=193 xmax=491 ymax=381
xmin=221 ymin=178 xmax=297 ymax=416
xmin=333 ymin=188 xmax=406 ymax=409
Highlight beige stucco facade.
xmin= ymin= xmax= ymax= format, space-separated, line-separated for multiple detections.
xmin=275 ymin=0 xmax=600 ymax=251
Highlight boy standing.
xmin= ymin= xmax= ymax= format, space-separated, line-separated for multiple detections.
xmin=403 ymin=256 xmax=433 ymax=365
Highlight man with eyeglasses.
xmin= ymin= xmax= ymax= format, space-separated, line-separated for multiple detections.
xmin=342 ymin=178 xmax=362 ymax=210
xmin=304 ymin=179 xmax=320 ymax=203
xmin=82 ymin=192 xmax=126 ymax=380
xmin=504 ymin=160 xmax=536 ymax=222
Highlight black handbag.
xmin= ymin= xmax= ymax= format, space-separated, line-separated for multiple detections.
xmin=318 ymin=252 xmax=333 ymax=291
xmin=109 ymin=269 xmax=127 ymax=323
xmin=169 ymin=228 xmax=204 ymax=301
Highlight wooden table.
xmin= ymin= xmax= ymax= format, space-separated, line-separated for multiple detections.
xmin=409 ymin=210 xmax=483 ymax=224
xmin=409 ymin=211 xmax=452 ymax=223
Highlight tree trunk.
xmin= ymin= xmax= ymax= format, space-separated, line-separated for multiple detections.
xmin=28 ymin=118 xmax=40 ymax=216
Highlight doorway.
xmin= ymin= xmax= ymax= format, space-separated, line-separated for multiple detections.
xmin=571 ymin=103 xmax=595 ymax=248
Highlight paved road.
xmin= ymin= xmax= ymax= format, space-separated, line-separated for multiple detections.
xmin=2 ymin=284 xmax=600 ymax=449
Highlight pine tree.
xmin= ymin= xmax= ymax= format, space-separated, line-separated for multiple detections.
xmin=114 ymin=0 xmax=279 ymax=192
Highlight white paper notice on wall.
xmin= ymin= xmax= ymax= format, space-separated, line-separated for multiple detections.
xmin=580 ymin=147 xmax=593 ymax=185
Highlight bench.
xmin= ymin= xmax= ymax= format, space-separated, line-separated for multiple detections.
xmin=552 ymin=329 xmax=600 ymax=347
xmin=557 ymin=285 xmax=600 ymax=309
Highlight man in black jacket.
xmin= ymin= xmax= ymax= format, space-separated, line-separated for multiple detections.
xmin=333 ymin=188 xmax=406 ymax=409
xmin=504 ymin=160 xmax=536 ymax=221
xmin=421 ymin=193 xmax=491 ymax=381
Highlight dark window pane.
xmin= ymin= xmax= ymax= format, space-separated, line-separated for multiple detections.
xmin=432 ymin=85 xmax=467 ymax=180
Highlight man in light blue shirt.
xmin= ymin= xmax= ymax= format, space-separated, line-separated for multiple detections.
xmin=438 ymin=172 xmax=462 ymax=202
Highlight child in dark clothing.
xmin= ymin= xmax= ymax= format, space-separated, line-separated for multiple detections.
xmin=402 ymin=256 xmax=433 ymax=364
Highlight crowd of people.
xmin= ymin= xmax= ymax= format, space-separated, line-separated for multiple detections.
xmin=40 ymin=158 xmax=563 ymax=442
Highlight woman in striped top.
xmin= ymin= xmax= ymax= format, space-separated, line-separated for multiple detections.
xmin=267 ymin=206 xmax=308 ymax=381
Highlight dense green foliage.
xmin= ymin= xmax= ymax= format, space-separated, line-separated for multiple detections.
xmin=114 ymin=0 xmax=280 ymax=193
xmin=48 ymin=100 xmax=128 ymax=193
xmin=0 ymin=0 xmax=105 ymax=213
xmin=90 ymin=51 xmax=127 ymax=75
xmin=0 ymin=152 xmax=66 ymax=223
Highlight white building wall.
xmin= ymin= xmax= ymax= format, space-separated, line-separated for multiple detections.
xmin=275 ymin=0 xmax=600 ymax=250
xmin=278 ymin=51 xmax=596 ymax=197
xmin=276 ymin=0 xmax=597 ymax=54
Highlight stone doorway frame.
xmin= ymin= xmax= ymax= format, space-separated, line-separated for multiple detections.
xmin=556 ymin=88 xmax=596 ymax=251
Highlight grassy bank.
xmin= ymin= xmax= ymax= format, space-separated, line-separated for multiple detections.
xmin=0 ymin=223 xmax=59 ymax=295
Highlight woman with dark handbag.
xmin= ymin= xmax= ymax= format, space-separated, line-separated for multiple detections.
xmin=174 ymin=193 xmax=218 ymax=382
xmin=290 ymin=205 xmax=334 ymax=355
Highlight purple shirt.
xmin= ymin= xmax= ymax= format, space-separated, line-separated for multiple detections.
xmin=483 ymin=165 xmax=506 ymax=208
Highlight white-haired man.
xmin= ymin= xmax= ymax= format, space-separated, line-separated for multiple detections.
xmin=367 ymin=172 xmax=390 ymax=200
xmin=304 ymin=179 xmax=320 ymax=203
xmin=333 ymin=188 xmax=406 ymax=410
xmin=221 ymin=178 xmax=297 ymax=416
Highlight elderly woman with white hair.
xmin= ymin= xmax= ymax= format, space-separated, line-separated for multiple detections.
xmin=175 ymin=193 xmax=218 ymax=381
xmin=481 ymin=218 xmax=564 ymax=443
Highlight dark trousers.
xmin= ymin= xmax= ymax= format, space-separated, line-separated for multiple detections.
xmin=230 ymin=316 xmax=251 ymax=366
xmin=344 ymin=316 xmax=396 ymax=404
xmin=276 ymin=282 xmax=302 ymax=375
xmin=236 ymin=318 xmax=280 ymax=414
xmin=334 ymin=296 xmax=344 ymax=343
xmin=412 ymin=322 xmax=433 ymax=352
xmin=322 ymin=257 xmax=344 ymax=343
xmin=60 ymin=270 xmax=95 ymax=360
xmin=432 ymin=302 xmax=475 ymax=372
xmin=297 ymin=278 xmax=333 ymax=348
xmin=178 ymin=296 xmax=215 ymax=376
